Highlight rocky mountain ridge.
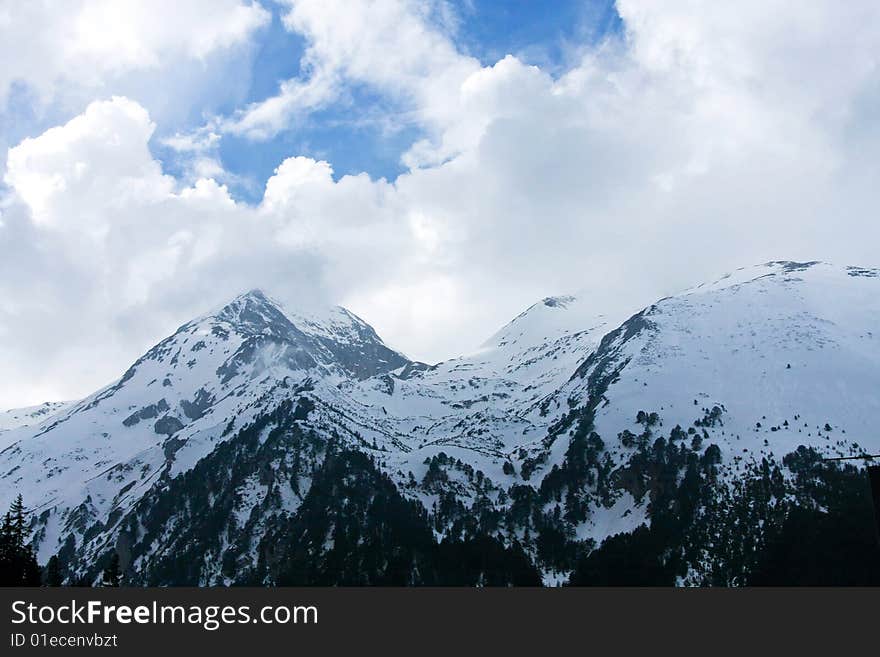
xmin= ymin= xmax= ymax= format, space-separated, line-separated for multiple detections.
xmin=2 ymin=261 xmax=879 ymax=585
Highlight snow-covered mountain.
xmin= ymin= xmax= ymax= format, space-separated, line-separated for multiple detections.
xmin=535 ymin=260 xmax=880 ymax=475
xmin=0 ymin=401 xmax=72 ymax=435
xmin=0 ymin=290 xmax=403 ymax=553
xmin=2 ymin=261 xmax=878 ymax=585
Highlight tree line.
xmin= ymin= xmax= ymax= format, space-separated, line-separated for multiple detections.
xmin=0 ymin=495 xmax=120 ymax=587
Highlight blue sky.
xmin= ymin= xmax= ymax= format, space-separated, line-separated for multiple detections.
xmin=452 ymin=0 xmax=622 ymax=69
xmin=153 ymin=0 xmax=623 ymax=202
xmin=4 ymin=0 xmax=878 ymax=407
xmin=1 ymin=0 xmax=623 ymax=204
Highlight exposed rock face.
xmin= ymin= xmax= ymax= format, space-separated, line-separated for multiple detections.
xmin=3 ymin=262 xmax=879 ymax=585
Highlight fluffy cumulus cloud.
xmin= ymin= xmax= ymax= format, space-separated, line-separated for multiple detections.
xmin=222 ymin=0 xmax=481 ymax=141
xmin=0 ymin=97 xmax=416 ymax=405
xmin=2 ymin=0 xmax=880 ymax=406
xmin=0 ymin=0 xmax=270 ymax=188
xmin=0 ymin=0 xmax=269 ymax=107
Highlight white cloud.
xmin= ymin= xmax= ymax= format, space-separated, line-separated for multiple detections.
xmin=0 ymin=0 xmax=271 ymax=188
xmin=161 ymin=130 xmax=221 ymax=154
xmin=221 ymin=70 xmax=340 ymax=140
xmin=3 ymin=0 xmax=880 ymax=407
xmin=0 ymin=98 xmax=418 ymax=405
xmin=5 ymin=97 xmax=168 ymax=229
xmin=0 ymin=0 xmax=270 ymax=107
xmin=222 ymin=0 xmax=480 ymax=141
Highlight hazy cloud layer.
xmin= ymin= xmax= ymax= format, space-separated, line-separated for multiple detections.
xmin=2 ymin=0 xmax=880 ymax=406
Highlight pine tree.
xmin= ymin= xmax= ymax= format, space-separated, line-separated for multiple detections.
xmin=22 ymin=545 xmax=42 ymax=586
xmin=70 ymin=574 xmax=93 ymax=587
xmin=46 ymin=555 xmax=63 ymax=586
xmin=0 ymin=512 xmax=13 ymax=584
xmin=10 ymin=495 xmax=25 ymax=550
xmin=102 ymin=553 xmax=121 ymax=587
xmin=0 ymin=495 xmax=42 ymax=586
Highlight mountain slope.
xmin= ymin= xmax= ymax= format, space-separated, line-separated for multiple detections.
xmin=0 ymin=290 xmax=409 ymax=567
xmin=0 ymin=401 xmax=71 ymax=437
xmin=2 ymin=261 xmax=879 ymax=585
xmin=549 ymin=261 xmax=880 ymax=470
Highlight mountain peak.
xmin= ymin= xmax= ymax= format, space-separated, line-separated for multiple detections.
xmin=483 ymin=293 xmax=613 ymax=353
xmin=681 ymin=260 xmax=878 ymax=298
xmin=211 ymin=288 xmax=294 ymax=338
xmin=241 ymin=288 xmax=271 ymax=302
xmin=217 ymin=288 xmax=276 ymax=308
xmin=541 ymin=295 xmax=576 ymax=309
xmin=201 ymin=288 xmax=411 ymax=380
xmin=5 ymin=260 xmax=880 ymax=585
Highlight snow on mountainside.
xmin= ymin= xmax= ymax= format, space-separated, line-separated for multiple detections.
xmin=0 ymin=401 xmax=72 ymax=435
xmin=511 ymin=261 xmax=880 ymax=558
xmin=557 ymin=260 xmax=880 ymax=464
xmin=0 ymin=290 xmax=408 ymax=563
xmin=343 ymin=293 xmax=616 ymax=463
xmin=591 ymin=261 xmax=880 ymax=462
xmin=1 ymin=260 xmax=878 ymax=585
